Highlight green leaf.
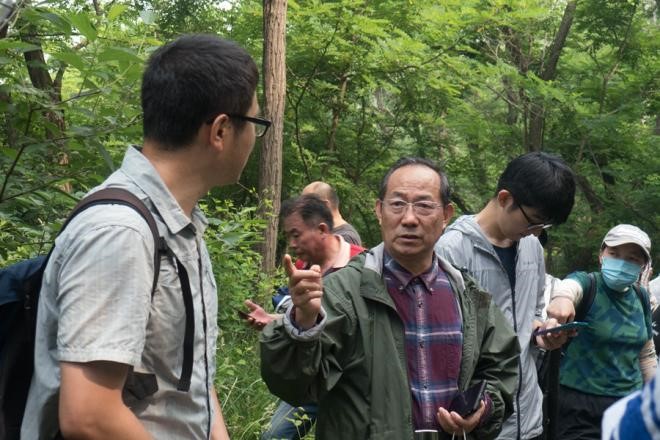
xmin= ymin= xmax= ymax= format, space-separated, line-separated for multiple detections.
xmin=0 ymin=40 xmax=40 ymax=52
xmin=93 ymin=141 xmax=116 ymax=173
xmin=51 ymin=51 xmax=86 ymax=71
xmin=68 ymin=13 xmax=98 ymax=41
xmin=98 ymin=47 xmax=143 ymax=64
xmin=39 ymin=11 xmax=72 ymax=35
xmin=108 ymin=4 xmax=128 ymax=21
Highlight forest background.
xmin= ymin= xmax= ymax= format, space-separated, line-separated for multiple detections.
xmin=1 ymin=0 xmax=658 ymax=437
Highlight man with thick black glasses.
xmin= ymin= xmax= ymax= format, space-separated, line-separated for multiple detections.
xmin=22 ymin=34 xmax=265 ymax=439
xmin=435 ymin=152 xmax=577 ymax=440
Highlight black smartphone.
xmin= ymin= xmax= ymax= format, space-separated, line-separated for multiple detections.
xmin=533 ymin=321 xmax=589 ymax=337
xmin=449 ymin=380 xmax=486 ymax=417
xmin=233 ymin=307 xmax=250 ymax=320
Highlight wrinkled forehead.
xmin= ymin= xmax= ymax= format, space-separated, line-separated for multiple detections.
xmin=384 ymin=165 xmax=442 ymax=199
xmin=283 ymin=212 xmax=318 ymax=234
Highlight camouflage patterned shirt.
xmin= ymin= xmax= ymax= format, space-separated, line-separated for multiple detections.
xmin=559 ymin=271 xmax=652 ymax=397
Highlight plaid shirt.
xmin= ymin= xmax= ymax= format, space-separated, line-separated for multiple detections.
xmin=383 ymin=252 xmax=463 ymax=430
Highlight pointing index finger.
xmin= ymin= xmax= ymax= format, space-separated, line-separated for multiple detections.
xmin=283 ymin=254 xmax=295 ymax=277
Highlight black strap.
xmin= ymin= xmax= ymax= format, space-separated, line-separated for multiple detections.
xmin=66 ymin=188 xmax=164 ymax=296
xmin=59 ymin=188 xmax=194 ymax=392
xmin=174 ymin=257 xmax=194 ymax=392
xmin=631 ymin=283 xmax=652 ymax=340
xmin=574 ymin=273 xmax=597 ymax=322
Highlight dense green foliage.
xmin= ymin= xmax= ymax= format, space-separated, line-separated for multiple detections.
xmin=1 ymin=0 xmax=658 ymax=437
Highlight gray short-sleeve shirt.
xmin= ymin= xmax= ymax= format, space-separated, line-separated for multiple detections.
xmin=22 ymin=146 xmax=219 ymax=439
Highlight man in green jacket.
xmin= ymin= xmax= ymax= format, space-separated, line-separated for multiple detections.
xmin=260 ymin=158 xmax=520 ymax=440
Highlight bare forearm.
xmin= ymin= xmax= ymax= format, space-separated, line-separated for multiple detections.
xmin=640 ymin=339 xmax=658 ymax=382
xmin=60 ymin=404 xmax=152 ymax=440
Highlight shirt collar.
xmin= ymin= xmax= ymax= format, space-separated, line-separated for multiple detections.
xmin=383 ymin=250 xmax=439 ymax=292
xmin=118 ymin=146 xmax=208 ymax=235
xmin=332 ymin=235 xmax=353 ymax=269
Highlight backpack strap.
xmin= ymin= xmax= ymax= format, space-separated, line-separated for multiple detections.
xmin=66 ymin=188 xmax=166 ymax=296
xmin=172 ymin=257 xmax=194 ymax=392
xmin=575 ymin=273 xmax=597 ymax=322
xmin=631 ymin=284 xmax=652 ymax=340
xmin=62 ymin=188 xmax=193 ymax=392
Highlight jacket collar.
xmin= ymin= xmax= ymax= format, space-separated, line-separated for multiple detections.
xmin=359 ymin=243 xmax=466 ymax=306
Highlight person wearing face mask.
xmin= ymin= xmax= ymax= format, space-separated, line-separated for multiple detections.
xmin=546 ymin=224 xmax=657 ymax=440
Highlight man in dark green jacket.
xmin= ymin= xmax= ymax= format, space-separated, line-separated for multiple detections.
xmin=260 ymin=158 xmax=520 ymax=440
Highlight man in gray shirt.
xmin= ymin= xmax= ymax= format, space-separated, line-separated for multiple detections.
xmin=302 ymin=181 xmax=362 ymax=246
xmin=22 ymin=35 xmax=267 ymax=439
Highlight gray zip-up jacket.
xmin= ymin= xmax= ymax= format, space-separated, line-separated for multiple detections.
xmin=435 ymin=215 xmax=545 ymax=440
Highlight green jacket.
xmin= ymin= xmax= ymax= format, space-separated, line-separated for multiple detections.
xmin=260 ymin=244 xmax=520 ymax=440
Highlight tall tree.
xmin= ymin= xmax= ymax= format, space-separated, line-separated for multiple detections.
xmin=258 ymin=0 xmax=287 ymax=273
xmin=527 ymin=0 xmax=578 ymax=150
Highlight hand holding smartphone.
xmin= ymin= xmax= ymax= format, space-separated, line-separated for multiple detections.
xmin=533 ymin=321 xmax=588 ymax=337
xmin=448 ymin=380 xmax=486 ymax=418
xmin=233 ymin=307 xmax=251 ymax=320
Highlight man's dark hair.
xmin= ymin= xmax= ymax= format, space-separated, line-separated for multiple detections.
xmin=496 ymin=152 xmax=576 ymax=225
xmin=280 ymin=194 xmax=334 ymax=231
xmin=142 ymin=34 xmax=259 ymax=150
xmin=379 ymin=157 xmax=451 ymax=205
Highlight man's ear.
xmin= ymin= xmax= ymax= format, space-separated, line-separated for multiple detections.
xmin=318 ymin=222 xmax=331 ymax=235
xmin=207 ymin=114 xmax=231 ymax=152
xmin=442 ymin=203 xmax=455 ymax=229
xmin=497 ymin=189 xmax=514 ymax=209
xmin=374 ymin=199 xmax=383 ymax=225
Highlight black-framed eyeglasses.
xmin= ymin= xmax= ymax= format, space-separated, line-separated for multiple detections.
xmin=516 ymin=203 xmax=552 ymax=231
xmin=206 ymin=113 xmax=272 ymax=138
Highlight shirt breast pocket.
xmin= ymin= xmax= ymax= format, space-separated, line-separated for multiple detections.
xmin=143 ymin=252 xmax=193 ymax=365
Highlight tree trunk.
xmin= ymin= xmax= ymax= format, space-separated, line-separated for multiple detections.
xmin=527 ymin=0 xmax=577 ymax=151
xmin=20 ymin=23 xmax=66 ymax=138
xmin=574 ymin=173 xmax=604 ymax=214
xmin=326 ymin=72 xmax=349 ymax=153
xmin=258 ymin=0 xmax=287 ymax=274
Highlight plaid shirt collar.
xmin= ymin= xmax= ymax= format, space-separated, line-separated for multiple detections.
xmin=383 ymin=251 xmax=440 ymax=294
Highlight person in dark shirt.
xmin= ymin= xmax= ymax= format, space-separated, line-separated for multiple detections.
xmin=302 ymin=181 xmax=362 ymax=246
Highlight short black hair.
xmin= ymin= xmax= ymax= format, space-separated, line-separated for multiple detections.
xmin=142 ymin=34 xmax=259 ymax=150
xmin=379 ymin=157 xmax=451 ymax=205
xmin=496 ymin=152 xmax=576 ymax=225
xmin=280 ymin=194 xmax=334 ymax=231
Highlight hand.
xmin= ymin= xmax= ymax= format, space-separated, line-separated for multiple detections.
xmin=547 ymin=297 xmax=576 ymax=324
xmin=284 ymin=254 xmax=323 ymax=330
xmin=533 ymin=318 xmax=570 ymax=350
xmin=436 ymin=400 xmax=485 ymax=436
xmin=243 ymin=299 xmax=278 ymax=331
